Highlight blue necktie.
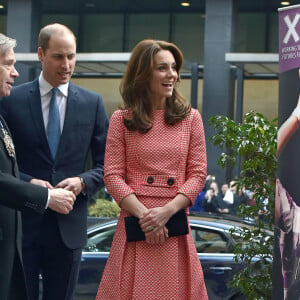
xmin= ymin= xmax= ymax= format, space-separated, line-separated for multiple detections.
xmin=47 ymin=88 xmax=61 ymax=159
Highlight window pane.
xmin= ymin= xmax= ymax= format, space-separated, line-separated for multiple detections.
xmin=268 ymin=13 xmax=278 ymax=53
xmin=191 ymin=227 xmax=229 ymax=253
xmin=126 ymin=13 xmax=169 ymax=51
xmin=84 ymin=226 xmax=116 ymax=252
xmin=41 ymin=14 xmax=79 ymax=37
xmin=0 ymin=16 xmax=7 ymax=34
xmin=81 ymin=14 xmax=124 ymax=52
xmin=172 ymin=13 xmax=205 ymax=64
xmin=236 ymin=13 xmax=266 ymax=52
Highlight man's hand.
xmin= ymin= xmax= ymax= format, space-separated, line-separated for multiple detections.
xmin=30 ymin=178 xmax=54 ymax=189
xmin=55 ymin=177 xmax=84 ymax=196
xmin=48 ymin=188 xmax=76 ymax=214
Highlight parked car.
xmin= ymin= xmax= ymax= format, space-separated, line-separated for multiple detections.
xmin=74 ymin=213 xmax=270 ymax=300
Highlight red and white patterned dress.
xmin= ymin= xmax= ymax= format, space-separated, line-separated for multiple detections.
xmin=96 ymin=109 xmax=208 ymax=299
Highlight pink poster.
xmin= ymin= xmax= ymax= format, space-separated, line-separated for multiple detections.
xmin=274 ymin=4 xmax=300 ymax=300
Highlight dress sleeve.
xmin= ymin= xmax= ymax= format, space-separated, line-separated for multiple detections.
xmin=104 ymin=110 xmax=135 ymax=206
xmin=178 ymin=110 xmax=207 ymax=205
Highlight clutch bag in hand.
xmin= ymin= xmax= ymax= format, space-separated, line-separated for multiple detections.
xmin=124 ymin=209 xmax=189 ymax=242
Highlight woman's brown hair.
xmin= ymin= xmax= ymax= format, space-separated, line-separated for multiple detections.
xmin=120 ymin=39 xmax=191 ymax=133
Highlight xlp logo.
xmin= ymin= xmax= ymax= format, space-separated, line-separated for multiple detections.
xmin=283 ymin=14 xmax=300 ymax=44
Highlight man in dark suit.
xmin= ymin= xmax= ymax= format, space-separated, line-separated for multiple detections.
xmin=0 ymin=24 xmax=109 ymax=299
xmin=0 ymin=32 xmax=75 ymax=300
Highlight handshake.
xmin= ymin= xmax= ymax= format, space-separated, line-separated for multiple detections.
xmin=31 ymin=176 xmax=85 ymax=215
xmin=48 ymin=188 xmax=76 ymax=215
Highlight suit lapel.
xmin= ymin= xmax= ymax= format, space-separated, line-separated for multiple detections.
xmin=0 ymin=114 xmax=19 ymax=176
xmin=0 ymin=117 xmax=4 ymax=140
xmin=29 ymin=81 xmax=79 ymax=162
xmin=28 ymin=79 xmax=53 ymax=160
xmin=55 ymin=83 xmax=78 ymax=161
xmin=0 ymin=114 xmax=14 ymax=155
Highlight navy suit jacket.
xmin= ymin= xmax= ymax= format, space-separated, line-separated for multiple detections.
xmin=0 ymin=78 xmax=109 ymax=249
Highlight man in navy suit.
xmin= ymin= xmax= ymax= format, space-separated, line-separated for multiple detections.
xmin=0 ymin=24 xmax=109 ymax=299
xmin=0 ymin=32 xmax=75 ymax=300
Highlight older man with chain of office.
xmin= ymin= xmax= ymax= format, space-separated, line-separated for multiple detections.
xmin=0 ymin=24 xmax=109 ymax=299
xmin=0 ymin=32 xmax=75 ymax=300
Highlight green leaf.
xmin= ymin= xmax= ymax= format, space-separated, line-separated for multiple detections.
xmin=209 ymin=111 xmax=277 ymax=299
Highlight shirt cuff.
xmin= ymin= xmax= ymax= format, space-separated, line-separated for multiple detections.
xmin=46 ymin=189 xmax=50 ymax=209
xmin=80 ymin=177 xmax=86 ymax=195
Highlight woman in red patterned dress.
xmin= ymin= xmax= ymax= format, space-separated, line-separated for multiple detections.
xmin=96 ymin=39 xmax=208 ymax=299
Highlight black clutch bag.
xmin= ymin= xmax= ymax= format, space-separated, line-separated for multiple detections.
xmin=124 ymin=209 xmax=189 ymax=242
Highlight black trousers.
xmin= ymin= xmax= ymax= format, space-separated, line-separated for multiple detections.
xmin=8 ymin=252 xmax=28 ymax=300
xmin=22 ymin=211 xmax=82 ymax=300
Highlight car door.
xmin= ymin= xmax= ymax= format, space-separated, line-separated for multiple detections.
xmin=76 ymin=223 xmax=116 ymax=299
xmin=190 ymin=224 xmax=245 ymax=300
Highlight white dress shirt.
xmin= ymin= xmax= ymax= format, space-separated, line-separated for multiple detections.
xmin=39 ymin=72 xmax=68 ymax=134
xmin=39 ymin=72 xmax=69 ymax=208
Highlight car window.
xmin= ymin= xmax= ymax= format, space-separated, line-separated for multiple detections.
xmin=84 ymin=223 xmax=233 ymax=254
xmin=191 ymin=226 xmax=231 ymax=253
xmin=84 ymin=225 xmax=116 ymax=252
xmin=231 ymin=228 xmax=272 ymax=251
xmin=231 ymin=233 xmax=248 ymax=249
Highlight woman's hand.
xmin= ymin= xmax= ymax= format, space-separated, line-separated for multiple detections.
xmin=145 ymin=226 xmax=168 ymax=244
xmin=139 ymin=206 xmax=173 ymax=244
xmin=140 ymin=206 xmax=171 ymax=232
xmin=139 ymin=193 xmax=190 ymax=244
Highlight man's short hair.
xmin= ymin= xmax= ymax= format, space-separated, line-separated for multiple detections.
xmin=38 ymin=23 xmax=76 ymax=53
xmin=0 ymin=33 xmax=16 ymax=54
